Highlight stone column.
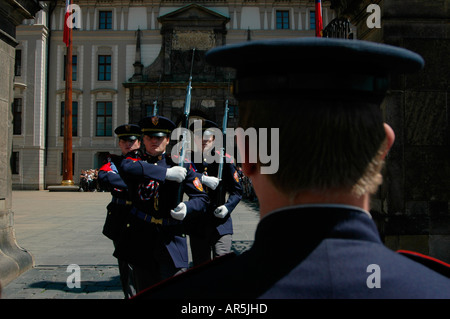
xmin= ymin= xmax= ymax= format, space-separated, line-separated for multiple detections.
xmin=0 ymin=0 xmax=41 ymax=287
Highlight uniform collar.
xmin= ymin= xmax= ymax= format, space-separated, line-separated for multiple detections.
xmin=263 ymin=203 xmax=372 ymax=222
xmin=254 ymin=204 xmax=381 ymax=249
xmin=145 ymin=151 xmax=166 ymax=163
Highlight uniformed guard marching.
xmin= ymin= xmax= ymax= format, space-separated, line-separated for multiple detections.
xmin=98 ymin=123 xmax=188 ymax=298
xmin=135 ymin=37 xmax=450 ymax=299
xmin=98 ymin=124 xmax=143 ymax=298
xmin=116 ymin=115 xmax=209 ymax=294
xmin=187 ymin=120 xmax=242 ymax=266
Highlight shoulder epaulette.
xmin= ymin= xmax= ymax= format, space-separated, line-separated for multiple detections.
xmin=214 ymin=150 xmax=234 ymax=164
xmin=397 ymin=250 xmax=450 ymax=278
xmin=99 ymin=162 xmax=113 ymax=172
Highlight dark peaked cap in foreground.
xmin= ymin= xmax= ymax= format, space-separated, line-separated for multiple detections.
xmin=189 ymin=120 xmax=219 ymax=134
xmin=205 ymin=37 xmax=425 ymax=99
xmin=139 ymin=116 xmax=176 ymax=137
xmin=114 ymin=124 xmax=141 ymax=141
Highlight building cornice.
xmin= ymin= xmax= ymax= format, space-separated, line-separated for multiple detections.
xmin=90 ymin=88 xmax=119 ymax=94
xmin=122 ymin=81 xmax=230 ymax=89
xmin=56 ymin=88 xmax=84 ymax=95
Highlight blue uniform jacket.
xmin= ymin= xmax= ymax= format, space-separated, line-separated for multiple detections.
xmin=135 ymin=205 xmax=450 ymax=299
xmin=98 ymin=151 xmax=167 ymax=241
xmin=118 ymin=152 xmax=209 ymax=268
xmin=188 ymin=151 xmax=243 ymax=236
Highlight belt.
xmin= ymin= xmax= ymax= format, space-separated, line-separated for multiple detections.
xmin=130 ymin=207 xmax=182 ymax=226
xmin=111 ymin=197 xmax=133 ymax=205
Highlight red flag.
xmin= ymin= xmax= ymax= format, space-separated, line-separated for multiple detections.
xmin=63 ymin=0 xmax=71 ymax=47
xmin=315 ymin=0 xmax=323 ymax=37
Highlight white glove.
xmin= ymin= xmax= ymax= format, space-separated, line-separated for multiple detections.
xmin=166 ymin=166 xmax=187 ymax=183
xmin=214 ymin=205 xmax=228 ymax=219
xmin=201 ymin=175 xmax=219 ymax=190
xmin=171 ymin=202 xmax=187 ymax=221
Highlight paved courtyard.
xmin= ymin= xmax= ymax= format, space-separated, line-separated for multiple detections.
xmin=1 ymin=190 xmax=260 ymax=299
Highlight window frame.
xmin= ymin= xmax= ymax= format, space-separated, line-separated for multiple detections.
xmin=310 ymin=10 xmax=316 ymax=31
xmin=276 ymin=10 xmax=290 ymax=30
xmin=98 ymin=55 xmax=111 ymax=81
xmin=96 ymin=101 xmax=113 ymax=137
xmin=228 ymin=105 xmax=238 ymax=119
xmin=15 ymin=49 xmax=22 ymax=76
xmin=99 ymin=11 xmax=112 ymax=30
xmin=13 ymin=98 xmax=22 ymax=135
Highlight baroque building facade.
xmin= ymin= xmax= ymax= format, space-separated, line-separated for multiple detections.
xmin=13 ymin=0 xmax=336 ymax=189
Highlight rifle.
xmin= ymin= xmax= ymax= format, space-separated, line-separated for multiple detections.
xmin=217 ymin=99 xmax=229 ymax=181
xmin=177 ymin=48 xmax=195 ymax=203
xmin=152 ymin=73 xmax=162 ymax=116
xmin=216 ymin=99 xmax=229 ymax=206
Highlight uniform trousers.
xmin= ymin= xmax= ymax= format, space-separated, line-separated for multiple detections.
xmin=127 ymin=238 xmax=187 ymax=295
xmin=113 ymin=240 xmax=133 ymax=299
xmin=190 ymin=232 xmax=232 ymax=267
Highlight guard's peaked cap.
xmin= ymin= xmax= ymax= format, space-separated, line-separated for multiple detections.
xmin=114 ymin=124 xmax=141 ymax=140
xmin=139 ymin=116 xmax=176 ymax=137
xmin=205 ymin=37 xmax=425 ymax=100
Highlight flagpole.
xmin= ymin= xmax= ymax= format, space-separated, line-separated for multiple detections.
xmin=315 ymin=0 xmax=323 ymax=37
xmin=62 ymin=0 xmax=73 ymax=186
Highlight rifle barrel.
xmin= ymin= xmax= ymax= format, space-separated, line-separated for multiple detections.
xmin=177 ymin=48 xmax=196 ymax=203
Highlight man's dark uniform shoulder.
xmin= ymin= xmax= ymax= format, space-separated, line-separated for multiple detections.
xmin=134 ymin=252 xmax=242 ymax=299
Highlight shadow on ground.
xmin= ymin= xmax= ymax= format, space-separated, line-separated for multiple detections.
xmin=28 ymin=276 xmax=122 ymax=293
xmin=24 ymin=239 xmax=253 ymax=294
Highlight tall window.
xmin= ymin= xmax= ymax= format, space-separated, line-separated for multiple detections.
xmin=60 ymin=101 xmax=78 ymax=136
xmin=310 ymin=11 xmax=316 ymax=30
xmin=99 ymin=11 xmax=112 ymax=30
xmin=15 ymin=50 xmax=22 ymax=76
xmin=276 ymin=11 xmax=290 ymax=29
xmin=64 ymin=55 xmax=77 ymax=81
xmin=229 ymin=105 xmax=238 ymax=119
xmin=12 ymin=152 xmax=19 ymax=174
xmin=98 ymin=55 xmax=111 ymax=81
xmin=13 ymin=98 xmax=22 ymax=135
xmin=96 ymin=101 xmax=112 ymax=136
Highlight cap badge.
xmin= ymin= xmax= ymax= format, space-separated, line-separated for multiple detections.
xmin=152 ymin=116 xmax=159 ymax=126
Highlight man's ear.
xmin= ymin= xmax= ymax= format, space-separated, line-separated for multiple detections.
xmin=381 ymin=123 xmax=395 ymax=160
xmin=242 ymin=161 xmax=258 ymax=177
xmin=236 ymin=130 xmax=258 ymax=177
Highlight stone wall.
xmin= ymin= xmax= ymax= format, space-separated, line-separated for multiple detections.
xmin=331 ymin=0 xmax=450 ymax=262
xmin=0 ymin=0 xmax=41 ymax=287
